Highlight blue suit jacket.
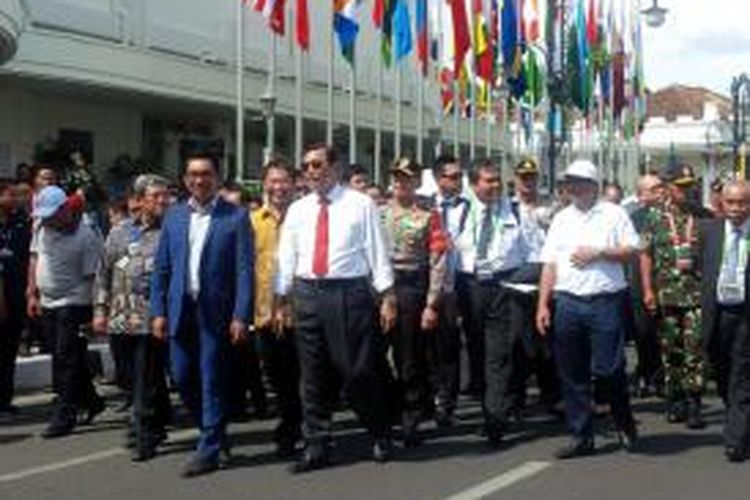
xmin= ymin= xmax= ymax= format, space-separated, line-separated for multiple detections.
xmin=150 ymin=198 xmax=254 ymax=338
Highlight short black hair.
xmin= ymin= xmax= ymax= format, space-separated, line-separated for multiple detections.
xmin=303 ymin=143 xmax=337 ymax=165
xmin=347 ymin=163 xmax=369 ymax=180
xmin=185 ymin=151 xmax=221 ymax=174
xmin=468 ymin=158 xmax=498 ymax=184
xmin=432 ymin=154 xmax=459 ymax=178
xmin=261 ymin=156 xmax=294 ymax=181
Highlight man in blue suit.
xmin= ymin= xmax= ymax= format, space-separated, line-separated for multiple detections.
xmin=150 ymin=152 xmax=253 ymax=477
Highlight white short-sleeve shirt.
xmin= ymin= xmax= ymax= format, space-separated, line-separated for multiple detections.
xmin=540 ymin=201 xmax=639 ymax=296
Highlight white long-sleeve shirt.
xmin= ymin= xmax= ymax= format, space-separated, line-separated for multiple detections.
xmin=275 ymin=184 xmax=394 ymax=295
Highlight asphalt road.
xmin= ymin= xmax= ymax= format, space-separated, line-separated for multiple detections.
xmin=0 ymin=389 xmax=748 ymax=500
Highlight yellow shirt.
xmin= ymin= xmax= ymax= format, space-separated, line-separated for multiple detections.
xmin=251 ymin=205 xmax=283 ymax=328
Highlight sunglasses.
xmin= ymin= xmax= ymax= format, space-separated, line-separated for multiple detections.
xmin=301 ymin=160 xmax=326 ymax=171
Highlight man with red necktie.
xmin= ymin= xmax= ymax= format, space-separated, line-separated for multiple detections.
xmin=274 ymin=143 xmax=396 ymax=473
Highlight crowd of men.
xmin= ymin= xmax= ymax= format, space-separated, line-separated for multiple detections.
xmin=1 ymin=143 xmax=750 ymax=480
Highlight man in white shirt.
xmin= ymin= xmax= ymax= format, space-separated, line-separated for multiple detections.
xmin=536 ymin=160 xmax=640 ymax=459
xmin=274 ymin=143 xmax=397 ymax=473
xmin=454 ymin=159 xmax=532 ymax=445
xmin=429 ymin=154 xmax=469 ymax=426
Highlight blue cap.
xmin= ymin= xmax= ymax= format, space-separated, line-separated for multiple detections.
xmin=32 ymin=186 xmax=67 ymax=219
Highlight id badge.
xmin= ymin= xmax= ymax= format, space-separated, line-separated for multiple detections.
xmin=115 ymin=255 xmax=131 ymax=271
xmin=719 ymin=282 xmax=745 ymax=304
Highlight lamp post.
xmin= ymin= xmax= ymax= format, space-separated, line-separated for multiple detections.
xmin=260 ymin=93 xmax=277 ymax=163
xmin=731 ymin=73 xmax=750 ymax=179
xmin=641 ymin=0 xmax=668 ymax=28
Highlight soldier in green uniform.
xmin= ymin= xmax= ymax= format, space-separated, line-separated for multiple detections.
xmin=639 ymin=164 xmax=706 ymax=429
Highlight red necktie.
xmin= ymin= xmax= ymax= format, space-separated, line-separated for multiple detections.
xmin=312 ymin=196 xmax=329 ymax=277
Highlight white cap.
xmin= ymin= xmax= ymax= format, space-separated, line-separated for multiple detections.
xmin=564 ymin=160 xmax=599 ymax=182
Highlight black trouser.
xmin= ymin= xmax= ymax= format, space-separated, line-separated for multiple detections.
xmin=458 ymin=273 xmax=520 ymax=430
xmin=131 ymin=335 xmax=172 ymax=447
xmin=41 ymin=306 xmax=99 ymax=426
xmin=109 ymin=334 xmax=135 ymax=397
xmin=716 ymin=306 xmax=750 ymax=450
xmin=257 ymin=327 xmax=302 ymax=442
xmin=227 ymin=337 xmax=267 ymax=418
xmin=391 ymin=271 xmax=431 ymax=430
xmin=429 ymin=291 xmax=461 ymax=415
xmin=507 ymin=291 xmax=561 ymax=412
xmin=293 ymin=278 xmax=391 ymax=444
xmin=457 ymin=274 xmax=485 ymax=394
xmin=0 ymin=315 xmax=23 ymax=407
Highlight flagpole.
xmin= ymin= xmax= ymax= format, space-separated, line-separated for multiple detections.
xmin=470 ymin=76 xmax=477 ymax=160
xmin=486 ymin=85 xmax=493 ymax=157
xmin=349 ymin=49 xmax=357 ymax=163
xmin=396 ymin=62 xmax=403 ymax=159
xmin=326 ymin=4 xmax=334 ymax=145
xmin=235 ymin=0 xmax=245 ymax=183
xmin=453 ymin=80 xmax=460 ymax=156
xmin=375 ymin=57 xmax=383 ymax=185
xmin=265 ymin=32 xmax=277 ymax=162
xmin=295 ymin=11 xmax=304 ymax=170
xmin=417 ymin=65 xmax=425 ymax=164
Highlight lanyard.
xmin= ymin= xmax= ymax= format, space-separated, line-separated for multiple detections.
xmin=721 ymin=226 xmax=750 ymax=272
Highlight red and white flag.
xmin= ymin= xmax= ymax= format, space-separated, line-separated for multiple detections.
xmin=249 ymin=0 xmax=286 ymax=36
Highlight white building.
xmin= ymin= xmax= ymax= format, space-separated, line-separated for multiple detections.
xmin=0 ymin=0 xmax=503 ymax=184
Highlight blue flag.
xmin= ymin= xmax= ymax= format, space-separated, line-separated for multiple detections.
xmin=393 ymin=0 xmax=412 ymax=62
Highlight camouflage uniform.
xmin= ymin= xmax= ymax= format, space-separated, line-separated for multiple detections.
xmin=640 ymin=205 xmax=704 ymax=401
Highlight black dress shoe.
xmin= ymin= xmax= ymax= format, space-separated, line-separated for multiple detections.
xmin=685 ymin=397 xmax=705 ymax=430
xmin=554 ymin=438 xmax=595 ymax=460
xmin=131 ymin=446 xmax=157 ymax=462
xmin=485 ymin=423 xmax=505 ymax=448
xmin=181 ymin=456 xmax=219 ymax=478
xmin=41 ymin=423 xmax=74 ymax=439
xmin=618 ymin=425 xmax=639 ymax=453
xmin=725 ymin=446 xmax=746 ymax=463
xmin=372 ymin=438 xmax=393 ymax=463
xmin=434 ymin=409 xmax=455 ymax=428
xmin=83 ymin=397 xmax=106 ymax=425
xmin=289 ymin=445 xmax=330 ymax=474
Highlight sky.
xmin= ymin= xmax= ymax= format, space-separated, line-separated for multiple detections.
xmin=642 ymin=0 xmax=750 ymax=96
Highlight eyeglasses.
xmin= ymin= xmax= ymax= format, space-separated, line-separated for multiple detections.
xmin=441 ymin=172 xmax=461 ymax=180
xmin=301 ymin=160 xmax=326 ymax=171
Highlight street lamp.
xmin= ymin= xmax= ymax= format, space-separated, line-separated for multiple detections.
xmin=731 ymin=73 xmax=750 ymax=179
xmin=259 ymin=92 xmax=277 ymax=162
xmin=641 ymin=0 xmax=668 ymax=28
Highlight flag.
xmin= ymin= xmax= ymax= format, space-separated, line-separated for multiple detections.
xmin=524 ymin=0 xmax=541 ymax=44
xmin=586 ymin=0 xmax=598 ymax=46
xmin=439 ymin=67 xmax=455 ymax=114
xmin=567 ymin=0 xmax=593 ymax=112
xmin=448 ymin=0 xmax=471 ymax=78
xmin=377 ymin=0 xmax=397 ymax=66
xmin=416 ymin=0 xmax=429 ymax=75
xmin=502 ymin=0 xmax=526 ymax=98
xmin=473 ymin=0 xmax=494 ymax=83
xmin=334 ymin=0 xmax=360 ymax=64
xmin=393 ymin=0 xmax=413 ymax=62
xmin=296 ymin=0 xmax=309 ymax=50
xmin=251 ymin=0 xmax=286 ymax=35
xmin=373 ymin=0 xmax=386 ymax=27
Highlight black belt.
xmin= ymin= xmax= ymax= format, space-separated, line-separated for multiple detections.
xmin=295 ymin=277 xmax=369 ymax=290
xmin=555 ymin=290 xmax=624 ymax=303
xmin=458 ymin=269 xmax=517 ymax=284
xmin=394 ymin=269 xmax=429 ymax=284
xmin=718 ymin=303 xmax=746 ymax=315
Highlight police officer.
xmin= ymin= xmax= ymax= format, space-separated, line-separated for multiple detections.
xmin=381 ymin=158 xmax=448 ymax=446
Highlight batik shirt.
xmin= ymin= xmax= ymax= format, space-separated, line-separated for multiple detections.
xmin=123 ymin=220 xmax=162 ymax=335
xmin=94 ymin=218 xmax=136 ymax=334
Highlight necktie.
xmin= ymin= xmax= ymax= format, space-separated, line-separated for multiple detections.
xmin=725 ymin=227 xmax=743 ymax=283
xmin=476 ymin=206 xmax=494 ymax=260
xmin=440 ymin=199 xmax=452 ymax=229
xmin=312 ymin=196 xmax=330 ymax=277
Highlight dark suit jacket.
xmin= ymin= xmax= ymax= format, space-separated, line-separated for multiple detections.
xmin=699 ymin=218 xmax=750 ymax=360
xmin=150 ymin=197 xmax=254 ymax=338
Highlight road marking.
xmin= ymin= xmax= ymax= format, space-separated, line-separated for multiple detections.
xmin=444 ymin=461 xmax=552 ymax=500
xmin=0 ymin=429 xmax=198 ymax=484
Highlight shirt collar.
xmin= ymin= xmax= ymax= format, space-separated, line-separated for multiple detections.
xmin=726 ymin=217 xmax=750 ymax=236
xmin=188 ymin=195 xmax=218 ymax=215
xmin=259 ymin=204 xmax=284 ymax=223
